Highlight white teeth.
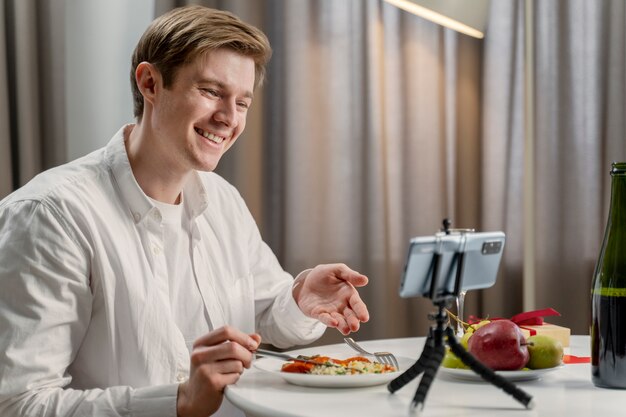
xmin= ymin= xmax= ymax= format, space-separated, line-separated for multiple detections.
xmin=196 ymin=127 xmax=224 ymax=144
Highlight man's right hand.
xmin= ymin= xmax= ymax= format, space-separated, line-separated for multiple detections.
xmin=176 ymin=326 xmax=261 ymax=417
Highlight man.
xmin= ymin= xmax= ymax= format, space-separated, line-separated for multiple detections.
xmin=0 ymin=6 xmax=369 ymax=417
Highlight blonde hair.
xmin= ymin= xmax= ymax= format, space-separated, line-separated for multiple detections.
xmin=130 ymin=5 xmax=272 ymax=119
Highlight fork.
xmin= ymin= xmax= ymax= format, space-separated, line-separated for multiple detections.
xmin=343 ymin=337 xmax=400 ymax=369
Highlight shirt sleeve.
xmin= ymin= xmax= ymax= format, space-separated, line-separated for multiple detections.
xmin=0 ymin=200 xmax=177 ymax=417
xmin=237 ymin=200 xmax=325 ymax=348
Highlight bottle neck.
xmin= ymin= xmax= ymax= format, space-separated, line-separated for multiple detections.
xmin=597 ymin=170 xmax=626 ymax=292
xmin=609 ymin=173 xmax=626 ymax=224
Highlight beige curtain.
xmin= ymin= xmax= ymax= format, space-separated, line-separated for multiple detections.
xmin=0 ymin=0 xmax=66 ymax=199
xmin=263 ymin=1 xmax=483 ymax=346
xmin=481 ymin=0 xmax=626 ymax=336
xmin=0 ymin=0 xmax=11 ymax=198
xmin=532 ymin=0 xmax=625 ymax=334
xmin=477 ymin=0 xmax=526 ymax=327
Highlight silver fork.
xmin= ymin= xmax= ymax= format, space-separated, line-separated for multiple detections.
xmin=343 ymin=337 xmax=400 ymax=369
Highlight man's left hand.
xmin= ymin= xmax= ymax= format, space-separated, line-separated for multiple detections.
xmin=293 ymin=263 xmax=369 ymax=335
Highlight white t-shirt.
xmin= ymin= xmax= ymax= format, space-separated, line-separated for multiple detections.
xmin=149 ymin=194 xmax=211 ymax=353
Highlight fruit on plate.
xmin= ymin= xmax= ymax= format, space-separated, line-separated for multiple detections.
xmin=442 ymin=347 xmax=469 ymax=369
xmin=467 ymin=320 xmax=530 ymax=371
xmin=526 ymin=335 xmax=564 ymax=369
xmin=441 ymin=318 xmax=491 ymax=369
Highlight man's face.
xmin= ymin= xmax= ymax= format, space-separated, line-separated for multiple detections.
xmin=151 ymin=48 xmax=256 ymax=173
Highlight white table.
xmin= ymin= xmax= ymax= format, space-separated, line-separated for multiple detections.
xmin=226 ymin=335 xmax=626 ymax=417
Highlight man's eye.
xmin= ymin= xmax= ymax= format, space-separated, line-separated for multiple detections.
xmin=237 ymin=101 xmax=250 ymax=109
xmin=202 ymin=88 xmax=219 ymax=97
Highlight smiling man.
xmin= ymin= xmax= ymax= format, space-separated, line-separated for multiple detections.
xmin=0 ymin=6 xmax=369 ymax=417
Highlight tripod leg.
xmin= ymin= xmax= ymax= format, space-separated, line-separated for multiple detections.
xmin=445 ymin=327 xmax=535 ymax=409
xmin=410 ymin=343 xmax=445 ymax=411
xmin=388 ymin=333 xmax=435 ymax=393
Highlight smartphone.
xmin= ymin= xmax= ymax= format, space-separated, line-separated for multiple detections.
xmin=398 ymin=231 xmax=505 ymax=299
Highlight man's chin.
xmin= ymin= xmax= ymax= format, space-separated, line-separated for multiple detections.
xmin=187 ymin=149 xmax=222 ymax=172
xmin=195 ymin=165 xmax=218 ymax=173
xmin=194 ymin=159 xmax=220 ymax=173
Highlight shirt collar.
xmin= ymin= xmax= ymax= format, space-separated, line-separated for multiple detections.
xmin=182 ymin=171 xmax=209 ymax=220
xmin=104 ymin=125 xmax=209 ymax=224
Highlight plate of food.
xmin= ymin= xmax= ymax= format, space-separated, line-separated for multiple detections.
xmin=438 ymin=365 xmax=564 ymax=382
xmin=254 ymin=353 xmax=414 ymax=388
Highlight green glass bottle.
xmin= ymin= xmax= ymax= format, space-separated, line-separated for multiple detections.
xmin=591 ymin=162 xmax=626 ymax=388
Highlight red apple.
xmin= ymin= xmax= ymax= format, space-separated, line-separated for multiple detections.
xmin=467 ymin=319 xmax=529 ymax=371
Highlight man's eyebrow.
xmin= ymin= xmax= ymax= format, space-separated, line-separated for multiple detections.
xmin=198 ymin=78 xmax=254 ymax=99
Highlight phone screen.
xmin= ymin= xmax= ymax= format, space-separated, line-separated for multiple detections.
xmin=398 ymin=231 xmax=505 ymax=299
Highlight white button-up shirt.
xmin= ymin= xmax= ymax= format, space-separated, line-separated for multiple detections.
xmin=0 ymin=126 xmax=325 ymax=416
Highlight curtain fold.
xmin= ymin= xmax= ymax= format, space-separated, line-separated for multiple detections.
xmin=482 ymin=0 xmax=626 ymax=334
xmin=0 ymin=0 xmax=65 ymax=199
xmin=479 ymin=0 xmax=526 ymax=322
xmin=0 ymin=0 xmax=12 ymax=198
xmin=532 ymin=0 xmax=625 ymax=334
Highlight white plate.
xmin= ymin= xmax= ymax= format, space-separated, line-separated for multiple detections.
xmin=254 ymin=356 xmax=415 ymax=388
xmin=438 ymin=365 xmax=564 ymax=382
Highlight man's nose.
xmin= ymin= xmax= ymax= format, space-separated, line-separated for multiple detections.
xmin=214 ymin=99 xmax=236 ymax=126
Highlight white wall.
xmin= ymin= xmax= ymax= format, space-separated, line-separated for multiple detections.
xmin=65 ymin=0 xmax=153 ymax=160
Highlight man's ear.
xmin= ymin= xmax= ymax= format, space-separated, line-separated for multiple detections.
xmin=135 ymin=62 xmax=161 ymax=108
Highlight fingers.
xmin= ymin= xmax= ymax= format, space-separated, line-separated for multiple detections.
xmin=192 ymin=350 xmax=246 ymax=374
xmin=316 ymin=312 xmax=339 ymax=328
xmin=343 ymin=306 xmax=366 ymax=332
xmin=315 ymin=298 xmax=369 ymax=335
xmin=332 ymin=308 xmax=358 ymax=334
xmin=349 ymin=292 xmax=370 ymax=323
xmin=334 ymin=306 xmax=368 ymax=334
xmin=249 ymin=333 xmax=262 ymax=346
xmin=191 ymin=340 xmax=254 ymax=369
xmin=191 ymin=327 xmax=261 ymax=376
xmin=317 ymin=311 xmax=353 ymax=335
xmin=341 ymin=272 xmax=368 ymax=287
xmin=330 ymin=312 xmax=351 ymax=335
xmin=193 ymin=325 xmax=259 ymax=351
xmin=335 ymin=264 xmax=369 ymax=287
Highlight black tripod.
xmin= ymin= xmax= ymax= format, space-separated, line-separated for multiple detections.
xmin=388 ymin=221 xmax=534 ymax=412
xmin=387 ymin=300 xmax=534 ymax=412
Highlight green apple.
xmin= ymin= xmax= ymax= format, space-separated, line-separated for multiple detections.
xmin=442 ymin=347 xmax=469 ymax=369
xmin=526 ymin=335 xmax=563 ymax=369
xmin=461 ymin=331 xmax=473 ymax=349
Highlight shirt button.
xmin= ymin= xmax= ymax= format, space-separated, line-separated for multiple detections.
xmin=152 ymin=245 xmax=161 ymax=255
xmin=176 ymin=372 xmax=186 ymax=382
xmin=133 ymin=212 xmax=141 ymax=222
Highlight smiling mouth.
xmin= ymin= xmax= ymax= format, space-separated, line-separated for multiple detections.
xmin=195 ymin=127 xmax=225 ymax=144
